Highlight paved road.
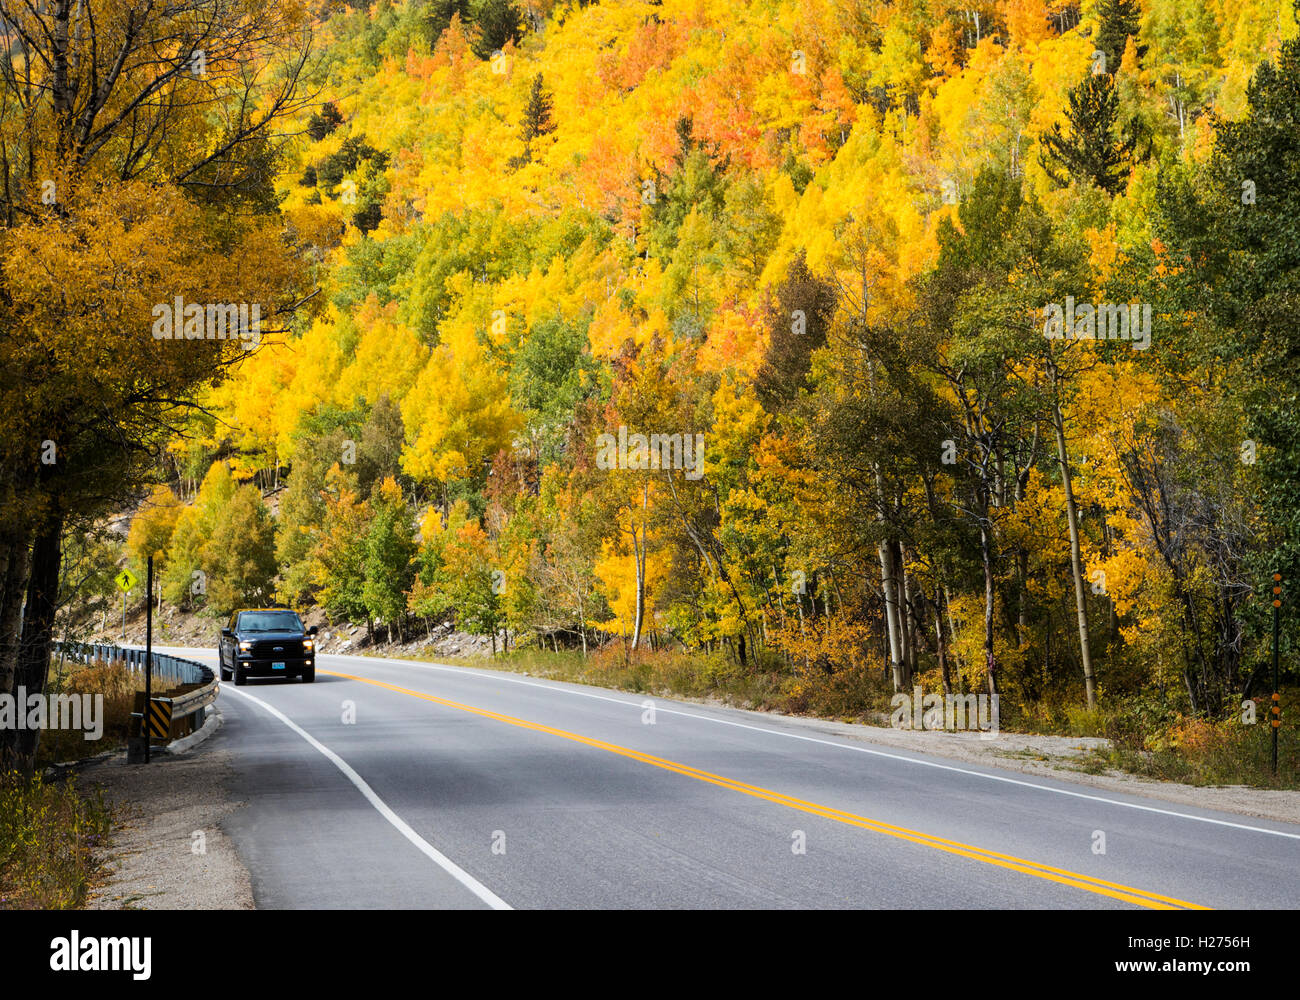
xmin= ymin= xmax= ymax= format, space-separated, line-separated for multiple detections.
xmin=156 ymin=647 xmax=1300 ymax=909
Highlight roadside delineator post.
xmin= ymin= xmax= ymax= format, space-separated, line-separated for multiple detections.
xmin=1272 ymin=572 xmax=1281 ymax=776
xmin=145 ymin=554 xmax=153 ymax=764
xmin=144 ymin=697 xmax=172 ymax=740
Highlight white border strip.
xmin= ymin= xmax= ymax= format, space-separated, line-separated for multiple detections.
xmin=157 ymin=646 xmax=1300 ymax=843
xmin=223 ymin=683 xmax=512 ymax=910
xmin=332 ymin=652 xmax=1300 ymax=843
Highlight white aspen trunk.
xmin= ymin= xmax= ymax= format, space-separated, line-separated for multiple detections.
xmin=797 ymin=592 xmax=809 ymax=672
xmin=630 ymin=484 xmax=648 ymax=650
xmin=1052 ymin=394 xmax=1096 ymax=711
xmin=980 ymin=517 xmax=998 ymax=697
xmin=879 ymin=539 xmax=905 ymax=691
xmin=578 ymin=587 xmax=588 ymax=657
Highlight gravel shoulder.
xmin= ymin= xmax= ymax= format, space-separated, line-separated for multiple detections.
xmin=75 ymin=708 xmax=253 ymax=910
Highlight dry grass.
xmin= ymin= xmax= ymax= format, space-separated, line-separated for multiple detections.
xmin=406 ymin=642 xmax=888 ymax=720
xmin=405 ymin=644 xmax=1298 ymax=787
xmin=38 ymin=657 xmax=178 ymax=767
xmin=0 ymin=655 xmax=193 ymax=910
xmin=1090 ymin=705 xmax=1300 ymax=789
xmin=0 ymin=770 xmax=110 ymax=909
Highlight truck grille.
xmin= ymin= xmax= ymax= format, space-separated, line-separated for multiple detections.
xmin=250 ymin=639 xmax=305 ymax=658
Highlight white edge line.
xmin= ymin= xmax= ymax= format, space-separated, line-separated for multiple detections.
xmin=155 ymin=646 xmax=1300 ymax=843
xmin=222 ymin=683 xmax=512 ymax=910
xmin=327 ymin=651 xmax=1300 ymax=843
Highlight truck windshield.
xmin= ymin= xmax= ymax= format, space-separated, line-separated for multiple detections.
xmin=238 ymin=611 xmax=303 ymax=632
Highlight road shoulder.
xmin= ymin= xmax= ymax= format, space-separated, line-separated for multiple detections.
xmin=706 ymin=704 xmax=1300 ymax=827
xmin=76 ymin=708 xmax=254 ymax=909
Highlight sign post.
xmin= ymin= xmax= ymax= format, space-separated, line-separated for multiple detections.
xmin=145 ymin=555 xmax=153 ymax=764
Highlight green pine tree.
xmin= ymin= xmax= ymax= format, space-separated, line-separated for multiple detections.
xmin=306 ymin=102 xmax=344 ymax=142
xmin=510 ymin=73 xmax=556 ymax=168
xmin=1153 ymin=19 xmax=1300 ymax=680
xmin=1038 ymin=74 xmax=1142 ymax=195
xmin=521 ymin=73 xmax=555 ymax=145
xmin=471 ymin=0 xmax=522 ymax=60
xmin=422 ymin=0 xmax=472 ymax=49
xmin=1093 ymin=0 xmax=1147 ymax=71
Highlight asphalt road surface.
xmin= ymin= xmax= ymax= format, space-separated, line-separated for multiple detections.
xmin=154 ymin=646 xmax=1300 ymax=909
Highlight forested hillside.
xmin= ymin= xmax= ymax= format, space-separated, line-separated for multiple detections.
xmin=47 ymin=0 xmax=1300 ymax=741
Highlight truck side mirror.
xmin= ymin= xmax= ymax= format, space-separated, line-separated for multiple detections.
xmin=308 ymin=626 xmax=318 ymax=636
xmin=221 ymin=628 xmax=232 ymax=638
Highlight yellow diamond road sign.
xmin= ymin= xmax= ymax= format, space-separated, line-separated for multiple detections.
xmin=114 ymin=568 xmax=138 ymax=593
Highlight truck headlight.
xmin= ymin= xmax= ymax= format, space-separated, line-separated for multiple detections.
xmin=303 ymin=639 xmax=314 ymax=651
xmin=238 ymin=641 xmax=251 ymax=652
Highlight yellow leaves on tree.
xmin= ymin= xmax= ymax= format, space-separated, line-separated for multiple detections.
xmin=126 ymin=487 xmax=183 ymax=570
xmin=334 ymin=296 xmax=427 ymax=409
xmin=401 ymin=324 xmax=521 ymax=487
xmin=593 ymin=538 xmax=669 ymax=640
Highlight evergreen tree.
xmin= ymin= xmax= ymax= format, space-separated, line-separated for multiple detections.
xmin=1093 ymin=0 xmax=1147 ymax=71
xmin=306 ymin=102 xmax=344 ymax=142
xmin=509 ymin=73 xmax=556 ymax=168
xmin=521 ymin=73 xmax=555 ymax=145
xmin=356 ymin=394 xmax=408 ymax=497
xmin=1038 ymin=74 xmax=1141 ymax=195
xmin=471 ymin=0 xmax=522 ymax=60
xmin=1154 ymin=22 xmax=1300 ymax=685
xmin=422 ymin=0 xmax=472 ymax=48
xmin=754 ymin=251 xmax=837 ymax=413
xmin=647 ymin=116 xmax=728 ymax=257
xmin=353 ymin=200 xmax=383 ymax=234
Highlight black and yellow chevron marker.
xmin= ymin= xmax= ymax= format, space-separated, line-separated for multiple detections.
xmin=146 ymin=698 xmax=172 ymax=740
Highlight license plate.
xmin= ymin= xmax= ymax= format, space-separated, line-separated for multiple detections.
xmin=272 ymin=661 xmax=285 ymax=670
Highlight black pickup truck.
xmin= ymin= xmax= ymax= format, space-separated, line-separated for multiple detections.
xmin=219 ymin=608 xmax=318 ymax=685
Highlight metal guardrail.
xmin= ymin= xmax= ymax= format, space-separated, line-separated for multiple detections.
xmin=53 ymin=642 xmax=219 ymax=740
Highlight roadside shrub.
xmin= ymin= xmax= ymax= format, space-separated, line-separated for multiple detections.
xmin=0 ymin=772 xmax=109 ymax=909
xmin=39 ymin=658 xmax=174 ymax=766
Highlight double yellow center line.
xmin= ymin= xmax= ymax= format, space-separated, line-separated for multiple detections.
xmin=325 ymin=669 xmax=1208 ymax=910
